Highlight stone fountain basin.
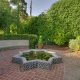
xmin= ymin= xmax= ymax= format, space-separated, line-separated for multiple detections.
xmin=12 ymin=49 xmax=62 ymax=70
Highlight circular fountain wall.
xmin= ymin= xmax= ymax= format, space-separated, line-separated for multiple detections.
xmin=12 ymin=49 xmax=62 ymax=70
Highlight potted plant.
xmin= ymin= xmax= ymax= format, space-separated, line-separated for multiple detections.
xmin=37 ymin=36 xmax=43 ymax=49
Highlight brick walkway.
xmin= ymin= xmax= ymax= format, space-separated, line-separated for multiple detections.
xmin=0 ymin=48 xmax=80 ymax=80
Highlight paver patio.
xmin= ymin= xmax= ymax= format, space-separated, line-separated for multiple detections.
xmin=0 ymin=47 xmax=80 ymax=80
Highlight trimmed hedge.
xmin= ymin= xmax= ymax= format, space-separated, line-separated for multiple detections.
xmin=0 ymin=34 xmax=38 ymax=49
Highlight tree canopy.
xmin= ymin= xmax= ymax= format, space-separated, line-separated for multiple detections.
xmin=10 ymin=0 xmax=28 ymax=20
xmin=47 ymin=0 xmax=80 ymax=45
xmin=0 ymin=0 xmax=11 ymax=33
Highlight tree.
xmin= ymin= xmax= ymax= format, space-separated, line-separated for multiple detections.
xmin=30 ymin=0 xmax=32 ymax=16
xmin=24 ymin=17 xmax=38 ymax=34
xmin=10 ymin=0 xmax=28 ymax=20
xmin=23 ymin=12 xmax=51 ymax=44
xmin=10 ymin=0 xmax=28 ymax=33
xmin=0 ymin=0 xmax=11 ymax=34
xmin=37 ymin=12 xmax=51 ymax=44
xmin=47 ymin=0 xmax=80 ymax=45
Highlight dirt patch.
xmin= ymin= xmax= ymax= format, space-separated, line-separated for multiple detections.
xmin=43 ymin=45 xmax=69 ymax=51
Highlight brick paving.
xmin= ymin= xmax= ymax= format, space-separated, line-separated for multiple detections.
xmin=0 ymin=48 xmax=80 ymax=80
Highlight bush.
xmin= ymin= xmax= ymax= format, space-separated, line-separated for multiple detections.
xmin=38 ymin=36 xmax=43 ymax=46
xmin=27 ymin=34 xmax=38 ymax=49
xmin=53 ymin=31 xmax=67 ymax=45
xmin=76 ymin=36 xmax=80 ymax=45
xmin=69 ymin=39 xmax=79 ymax=51
xmin=0 ymin=34 xmax=38 ymax=49
xmin=10 ymin=24 xmax=17 ymax=34
xmin=47 ymin=0 xmax=80 ymax=45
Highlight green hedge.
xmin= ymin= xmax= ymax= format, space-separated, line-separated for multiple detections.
xmin=0 ymin=34 xmax=38 ymax=49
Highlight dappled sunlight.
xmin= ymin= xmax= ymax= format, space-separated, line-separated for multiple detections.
xmin=64 ymin=52 xmax=80 ymax=58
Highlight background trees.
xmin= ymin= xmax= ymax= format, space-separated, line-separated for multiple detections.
xmin=24 ymin=17 xmax=38 ymax=34
xmin=0 ymin=0 xmax=80 ymax=46
xmin=10 ymin=0 xmax=28 ymax=20
xmin=0 ymin=0 xmax=28 ymax=34
xmin=0 ymin=0 xmax=11 ymax=34
xmin=46 ymin=0 xmax=80 ymax=45
xmin=10 ymin=0 xmax=28 ymax=34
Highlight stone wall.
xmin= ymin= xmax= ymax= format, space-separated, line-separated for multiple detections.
xmin=0 ymin=40 xmax=29 ymax=50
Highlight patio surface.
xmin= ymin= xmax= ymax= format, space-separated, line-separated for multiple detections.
xmin=0 ymin=47 xmax=80 ymax=80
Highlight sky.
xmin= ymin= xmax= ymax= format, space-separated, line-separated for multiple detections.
xmin=25 ymin=0 xmax=58 ymax=16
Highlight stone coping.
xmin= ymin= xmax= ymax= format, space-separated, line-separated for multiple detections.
xmin=0 ymin=40 xmax=29 ymax=51
xmin=0 ymin=40 xmax=29 ymax=49
xmin=12 ymin=49 xmax=62 ymax=71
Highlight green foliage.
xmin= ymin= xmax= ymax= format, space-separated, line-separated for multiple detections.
xmin=10 ymin=9 xmax=18 ymax=25
xmin=1 ymin=0 xmax=80 ymax=47
xmin=76 ymin=36 xmax=80 ymax=45
xmin=0 ymin=30 xmax=4 ymax=34
xmin=69 ymin=39 xmax=79 ymax=51
xmin=47 ymin=0 xmax=80 ymax=45
xmin=53 ymin=31 xmax=66 ymax=45
xmin=10 ymin=24 xmax=17 ymax=34
xmin=0 ymin=2 xmax=11 ymax=33
xmin=24 ymin=17 xmax=38 ymax=34
xmin=22 ymin=51 xmax=52 ymax=61
xmin=27 ymin=34 xmax=38 ymax=49
xmin=0 ymin=34 xmax=38 ymax=49
xmin=10 ymin=0 xmax=28 ymax=20
xmin=23 ymin=13 xmax=51 ymax=44
xmin=38 ymin=36 xmax=43 ymax=46
xmin=37 ymin=12 xmax=51 ymax=44
xmin=20 ymin=22 xmax=27 ymax=34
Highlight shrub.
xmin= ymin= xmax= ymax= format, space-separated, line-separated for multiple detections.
xmin=10 ymin=24 xmax=17 ymax=34
xmin=69 ymin=39 xmax=79 ymax=51
xmin=53 ymin=32 xmax=67 ymax=45
xmin=76 ymin=36 xmax=80 ymax=45
xmin=47 ymin=0 xmax=80 ymax=45
xmin=38 ymin=36 xmax=43 ymax=46
xmin=28 ymin=34 xmax=38 ymax=49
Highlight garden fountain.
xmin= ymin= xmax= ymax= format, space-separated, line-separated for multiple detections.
xmin=12 ymin=49 xmax=62 ymax=70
